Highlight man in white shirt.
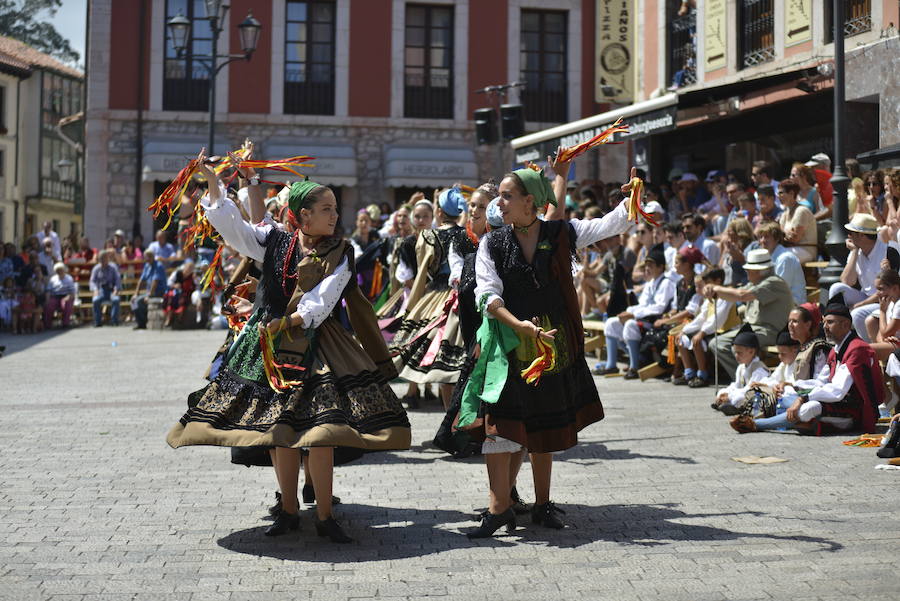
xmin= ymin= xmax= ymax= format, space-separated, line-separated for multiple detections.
xmin=828 ymin=213 xmax=896 ymax=341
xmin=600 ymin=244 xmax=677 ymax=380
xmin=681 ymin=212 xmax=720 ymax=268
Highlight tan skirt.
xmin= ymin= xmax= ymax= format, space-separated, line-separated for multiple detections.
xmin=391 ymin=288 xmax=467 ymax=384
xmin=167 ymin=318 xmax=411 ymax=451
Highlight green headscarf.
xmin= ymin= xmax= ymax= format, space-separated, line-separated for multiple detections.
xmin=287 ymin=179 xmax=325 ymax=215
xmin=513 ymin=168 xmax=556 ymax=208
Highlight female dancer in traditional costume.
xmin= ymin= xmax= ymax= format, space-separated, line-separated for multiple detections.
xmin=167 ymin=150 xmax=410 ymax=543
xmin=462 ymin=163 xmax=637 ymax=538
xmin=391 ymin=188 xmax=471 ymax=409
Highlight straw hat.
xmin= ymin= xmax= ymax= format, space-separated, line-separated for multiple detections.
xmin=744 ymin=248 xmax=773 ymax=270
xmin=844 ymin=213 xmax=879 ymax=235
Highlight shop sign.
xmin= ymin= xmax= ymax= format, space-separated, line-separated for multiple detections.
xmin=785 ymin=0 xmax=812 ymax=47
xmin=705 ymin=0 xmax=727 ymax=71
xmin=394 ymin=161 xmax=469 ymax=179
xmin=595 ymin=0 xmax=635 ymax=104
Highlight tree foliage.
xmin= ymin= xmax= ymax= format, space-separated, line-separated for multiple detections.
xmin=0 ymin=0 xmax=79 ymax=64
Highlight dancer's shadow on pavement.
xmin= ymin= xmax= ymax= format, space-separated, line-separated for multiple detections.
xmin=507 ymin=502 xmax=843 ymax=552
xmin=556 ymin=440 xmax=698 ymax=465
xmin=217 ymin=503 xmax=513 ymax=561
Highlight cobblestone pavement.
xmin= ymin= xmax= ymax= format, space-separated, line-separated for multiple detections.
xmin=1 ymin=327 xmax=897 ymax=601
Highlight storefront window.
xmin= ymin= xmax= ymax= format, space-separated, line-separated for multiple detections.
xmin=163 ymin=0 xmax=212 ymax=111
xmin=284 ymin=0 xmax=336 ymax=115
xmin=520 ymin=9 xmax=567 ymax=123
xmin=404 ymin=4 xmax=454 ymax=119
xmin=825 ymin=0 xmax=872 ymax=43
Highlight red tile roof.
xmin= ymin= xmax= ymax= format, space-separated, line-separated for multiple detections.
xmin=0 ymin=35 xmax=83 ymax=79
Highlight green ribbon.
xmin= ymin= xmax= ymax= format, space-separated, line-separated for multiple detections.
xmin=457 ymin=296 xmax=520 ymax=429
xmin=513 ymin=168 xmax=556 ymax=208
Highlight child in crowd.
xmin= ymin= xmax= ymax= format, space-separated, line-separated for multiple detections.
xmin=676 ymin=268 xmax=736 ymax=387
xmin=13 ymin=289 xmax=42 ymax=334
xmin=710 ymin=323 xmax=769 ymax=415
xmin=728 ymin=330 xmax=804 ymax=432
xmin=0 ymin=276 xmax=17 ymax=331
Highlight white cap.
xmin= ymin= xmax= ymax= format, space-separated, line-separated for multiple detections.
xmin=644 ymin=200 xmax=665 ymax=217
xmin=680 ymin=172 xmax=699 ymax=182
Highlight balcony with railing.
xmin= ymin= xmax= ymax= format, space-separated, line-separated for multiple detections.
xmin=739 ymin=0 xmax=775 ymax=69
xmin=667 ymin=9 xmax=697 ymax=89
xmin=826 ymin=0 xmax=872 ymax=42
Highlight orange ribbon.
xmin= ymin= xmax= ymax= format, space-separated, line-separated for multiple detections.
xmin=520 ymin=336 xmax=556 ymax=386
xmin=555 ymin=118 xmax=629 ymax=163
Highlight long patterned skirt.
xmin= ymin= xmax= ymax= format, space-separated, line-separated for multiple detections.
xmin=390 ymin=288 xmax=467 ymax=384
xmin=167 ymin=314 xmax=411 ymax=451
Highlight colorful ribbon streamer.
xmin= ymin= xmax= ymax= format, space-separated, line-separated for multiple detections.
xmin=555 ymin=118 xmax=629 ymax=163
xmin=626 ymin=177 xmax=660 ymax=227
xmin=147 ymin=158 xmax=201 ymax=230
xmin=199 ymin=245 xmax=224 ymax=293
xmin=520 ymin=336 xmax=556 ymax=386
xmin=259 ymin=325 xmax=307 ymax=392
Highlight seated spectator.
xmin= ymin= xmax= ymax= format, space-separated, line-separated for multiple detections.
xmin=789 ymin=163 xmax=821 ymax=214
xmin=863 ymin=269 xmax=900 ymax=360
xmin=70 ymin=237 xmax=97 ymax=263
xmin=600 ymin=244 xmax=676 ymax=379
xmin=163 ymin=259 xmax=197 ymax=328
xmin=711 ymin=323 xmax=770 ymax=415
xmin=711 ymin=182 xmax=746 ymax=238
xmin=731 ymin=294 xmax=884 ymax=435
xmin=681 ymin=213 xmax=720 ymax=268
xmin=111 ymin=229 xmax=127 ymax=253
xmin=38 ymin=238 xmax=59 ymax=276
xmin=146 ymin=229 xmax=177 ymax=264
xmin=89 ymin=249 xmax=122 ymax=327
xmin=708 ymin=248 xmax=795 ymax=377
xmin=787 ymin=303 xmax=831 ymax=381
xmin=667 ymin=179 xmax=691 ymax=218
xmin=778 ymin=178 xmax=818 ymax=264
xmin=754 ymin=222 xmax=807 ymax=304
xmin=828 ymin=213 xmax=897 ymax=341
xmin=643 ymin=246 xmax=704 ymax=369
xmin=630 ymin=224 xmax=656 ymax=285
xmin=751 ymin=160 xmax=780 ymax=204
xmin=676 ymin=268 xmax=738 ymax=387
xmin=698 ymin=180 xmax=729 ymax=219
xmin=43 ymin=263 xmax=76 ymax=329
xmin=20 ymin=252 xmax=48 ymax=302
xmin=4 ymin=242 xmax=24 ymax=279
xmin=0 ymin=276 xmax=17 ymax=331
xmin=663 ymin=222 xmax=686 ymax=275
xmin=13 ymin=288 xmax=42 ymax=334
xmin=718 ymin=216 xmax=754 ymax=286
xmin=132 ymin=250 xmax=168 ymax=330
xmin=753 ymin=184 xmax=782 ymax=229
xmin=0 ymin=244 xmax=14 ymax=283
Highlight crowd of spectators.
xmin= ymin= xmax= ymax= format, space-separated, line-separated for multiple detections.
xmin=571 ymin=154 xmax=900 ymax=438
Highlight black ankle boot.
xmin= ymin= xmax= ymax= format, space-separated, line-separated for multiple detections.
xmin=531 ymin=501 xmax=565 ymax=529
xmin=264 ymin=510 xmax=300 ymax=536
xmin=301 ymin=484 xmax=342 ymax=505
xmin=510 ymin=487 xmax=529 ymax=515
xmin=467 ymin=508 xmax=516 ymax=539
xmin=314 ymin=516 xmax=353 ymax=543
xmin=268 ymin=491 xmax=282 ymax=516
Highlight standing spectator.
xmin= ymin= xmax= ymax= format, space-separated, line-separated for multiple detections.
xmin=681 ymin=213 xmax=720 ymax=267
xmin=89 ymin=249 xmax=122 ymax=327
xmin=132 ymin=250 xmax=168 ymax=329
xmin=751 ymin=161 xmax=780 ymax=204
xmin=146 ymin=229 xmax=177 ymax=264
xmin=753 ymin=185 xmax=782 ymax=228
xmin=777 ymin=178 xmax=818 ymax=264
xmin=828 ymin=213 xmax=896 ymax=341
xmin=754 ymin=222 xmax=807 ymax=304
xmin=43 ymin=263 xmax=76 ymax=329
xmin=38 ymin=221 xmax=61 ymax=258
xmin=708 ymin=248 xmax=794 ymax=377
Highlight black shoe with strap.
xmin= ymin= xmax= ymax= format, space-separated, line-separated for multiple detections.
xmin=531 ymin=501 xmax=565 ymax=529
xmin=301 ymin=484 xmax=342 ymax=505
xmin=264 ymin=510 xmax=300 ymax=536
xmin=467 ymin=508 xmax=516 ymax=539
xmin=314 ymin=516 xmax=353 ymax=543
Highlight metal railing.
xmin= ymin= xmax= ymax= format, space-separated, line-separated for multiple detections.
xmin=740 ymin=0 xmax=775 ymax=69
xmin=668 ymin=10 xmax=697 ymax=87
xmin=826 ymin=0 xmax=872 ymax=42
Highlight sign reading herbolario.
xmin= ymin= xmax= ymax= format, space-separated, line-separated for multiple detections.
xmin=595 ymin=0 xmax=635 ymax=104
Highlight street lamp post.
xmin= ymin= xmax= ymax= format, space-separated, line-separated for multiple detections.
xmin=166 ymin=1 xmax=262 ymax=155
xmin=819 ymin=0 xmax=849 ymax=297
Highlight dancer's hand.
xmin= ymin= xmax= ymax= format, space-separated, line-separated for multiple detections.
xmin=620 ymin=167 xmax=638 ymax=196
xmin=196 ymin=148 xmax=216 ymax=182
xmin=518 ymin=317 xmax=556 ymax=342
xmin=548 ymin=146 xmax=572 ymax=179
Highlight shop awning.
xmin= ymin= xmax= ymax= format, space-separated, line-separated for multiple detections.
xmin=384 ymin=147 xmax=478 ymax=188
xmin=142 ymin=137 xmax=230 ymax=181
xmin=265 ymin=142 xmax=357 ymax=187
xmin=510 ymin=94 xmax=679 ymax=163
